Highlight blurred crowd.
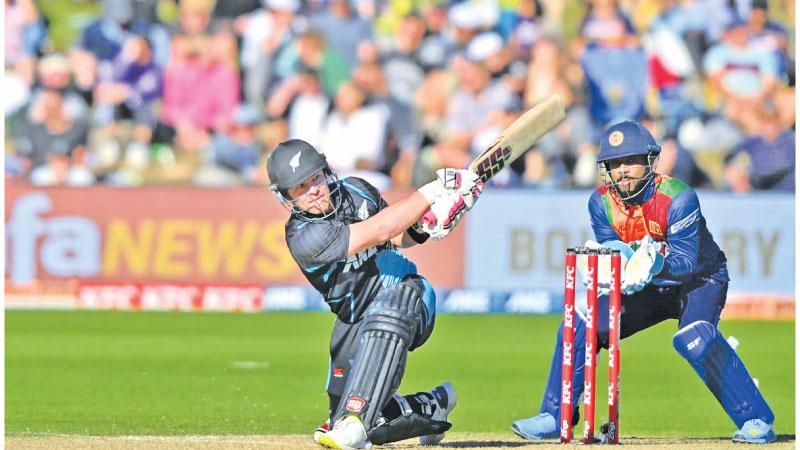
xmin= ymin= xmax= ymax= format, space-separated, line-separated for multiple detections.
xmin=4 ymin=0 xmax=795 ymax=192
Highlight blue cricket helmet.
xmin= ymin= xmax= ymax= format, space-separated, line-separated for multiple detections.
xmin=596 ymin=121 xmax=661 ymax=164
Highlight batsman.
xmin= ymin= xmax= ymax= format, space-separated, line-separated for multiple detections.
xmin=266 ymin=139 xmax=483 ymax=449
xmin=512 ymin=121 xmax=776 ymax=444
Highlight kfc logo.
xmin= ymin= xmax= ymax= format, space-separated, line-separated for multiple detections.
xmin=562 ymin=342 xmax=572 ymax=367
xmin=586 ymin=266 xmax=595 ymax=290
xmin=564 ymin=304 xmax=574 ymax=329
xmin=561 ymin=380 xmax=572 ymax=404
xmin=565 ymin=266 xmax=575 ymax=290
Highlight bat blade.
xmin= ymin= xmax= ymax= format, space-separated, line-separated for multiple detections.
xmin=468 ymin=94 xmax=566 ymax=183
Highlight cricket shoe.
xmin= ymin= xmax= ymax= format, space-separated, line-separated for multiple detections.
xmin=316 ymin=415 xmax=372 ymax=450
xmin=511 ymin=413 xmax=559 ymax=439
xmin=419 ymin=381 xmax=457 ymax=445
xmin=732 ymin=419 xmax=776 ymax=444
xmin=313 ymin=418 xmax=331 ymax=444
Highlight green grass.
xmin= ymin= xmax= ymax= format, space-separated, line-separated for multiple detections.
xmin=5 ymin=310 xmax=795 ymax=438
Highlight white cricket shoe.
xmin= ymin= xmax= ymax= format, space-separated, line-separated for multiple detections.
xmin=316 ymin=415 xmax=372 ymax=450
xmin=313 ymin=418 xmax=331 ymax=444
xmin=419 ymin=381 xmax=457 ymax=445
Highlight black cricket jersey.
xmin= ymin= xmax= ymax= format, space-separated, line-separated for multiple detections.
xmin=285 ymin=177 xmax=426 ymax=323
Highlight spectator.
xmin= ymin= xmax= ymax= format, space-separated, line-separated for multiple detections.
xmin=579 ymin=27 xmax=648 ymax=134
xmin=412 ymin=69 xmax=455 ymax=186
xmin=414 ymin=55 xmax=518 ymax=185
xmin=195 ymin=103 xmax=264 ymax=186
xmin=467 ymin=32 xmax=514 ymax=81
xmin=212 ymin=0 xmax=260 ymax=27
xmin=646 ymin=1 xmax=702 ymax=137
xmin=446 ymin=2 xmax=486 ymax=62
xmin=381 ymin=14 xmax=429 ymax=107
xmin=92 ymin=35 xmax=162 ymax=181
xmin=507 ymin=0 xmax=544 ymax=61
xmin=237 ymin=0 xmax=304 ymax=106
xmin=640 ymin=115 xmax=711 ymax=188
xmin=578 ymin=0 xmax=637 ymax=50
xmin=353 ymin=61 xmax=420 ymax=187
xmin=94 ymin=36 xmax=162 ymax=126
xmin=524 ymin=36 xmax=595 ymax=188
xmin=746 ymin=0 xmax=792 ymax=84
xmin=15 ymin=89 xmax=93 ymax=186
xmin=724 ymin=105 xmax=794 ymax=193
xmin=266 ymin=68 xmax=330 ymax=148
xmin=80 ymin=0 xmax=171 ymax=68
xmin=31 ymin=54 xmax=90 ymax=122
xmin=703 ymin=20 xmax=780 ymax=128
xmin=416 ymin=3 xmax=450 ymax=71
xmin=276 ymin=29 xmax=350 ymax=97
xmin=5 ymin=0 xmax=46 ymax=66
xmin=318 ymin=81 xmax=390 ymax=189
xmin=159 ymin=0 xmax=240 ymax=152
xmin=311 ymin=0 xmax=373 ymax=67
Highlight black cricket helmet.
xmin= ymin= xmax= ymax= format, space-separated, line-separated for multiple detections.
xmin=266 ymin=139 xmax=342 ymax=219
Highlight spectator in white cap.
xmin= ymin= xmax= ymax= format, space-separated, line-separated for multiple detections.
xmin=447 ymin=2 xmax=483 ymax=61
xmin=466 ymin=32 xmax=512 ymax=79
xmin=30 ymin=54 xmax=89 ymax=123
xmin=236 ymin=0 xmax=304 ymax=106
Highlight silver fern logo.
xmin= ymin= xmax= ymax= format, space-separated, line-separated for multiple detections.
xmin=289 ymin=150 xmax=302 ymax=173
xmin=357 ymin=200 xmax=369 ymax=220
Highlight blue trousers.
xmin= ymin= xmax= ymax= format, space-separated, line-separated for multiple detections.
xmin=540 ymin=275 xmax=728 ymax=419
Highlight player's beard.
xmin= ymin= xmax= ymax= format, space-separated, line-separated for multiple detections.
xmin=611 ymin=172 xmax=653 ymax=202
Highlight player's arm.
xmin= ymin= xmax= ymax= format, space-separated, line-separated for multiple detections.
xmin=658 ymin=189 xmax=701 ymax=282
xmin=348 ymin=191 xmax=432 ymax=256
xmin=588 ymin=190 xmax=621 ymax=243
xmin=390 ymin=225 xmax=427 ymax=248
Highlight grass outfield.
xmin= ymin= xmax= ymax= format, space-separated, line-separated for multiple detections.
xmin=5 ymin=310 xmax=795 ymax=441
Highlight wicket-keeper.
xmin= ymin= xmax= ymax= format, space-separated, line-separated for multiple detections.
xmin=512 ymin=121 xmax=776 ymax=444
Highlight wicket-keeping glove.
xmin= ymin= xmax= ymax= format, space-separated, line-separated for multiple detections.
xmin=577 ymin=240 xmax=634 ymax=295
xmin=621 ymin=236 xmax=665 ymax=295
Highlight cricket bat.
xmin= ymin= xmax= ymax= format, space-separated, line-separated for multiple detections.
xmin=469 ymin=94 xmax=566 ymax=183
xmin=422 ymin=94 xmax=565 ymax=230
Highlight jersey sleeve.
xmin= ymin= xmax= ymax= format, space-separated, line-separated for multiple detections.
xmin=658 ymin=188 xmax=701 ymax=282
xmin=287 ymin=220 xmax=350 ymax=272
xmin=588 ymin=190 xmax=620 ymax=243
xmin=343 ymin=176 xmax=389 ymax=212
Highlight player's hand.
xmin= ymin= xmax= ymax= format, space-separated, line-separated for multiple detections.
xmin=421 ymin=191 xmax=467 ymax=240
xmin=435 ymin=168 xmax=484 ymax=210
xmin=621 ymin=236 xmax=665 ymax=295
xmin=417 ymin=169 xmax=484 ymax=209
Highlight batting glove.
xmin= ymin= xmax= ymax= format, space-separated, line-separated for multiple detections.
xmin=435 ymin=168 xmax=484 ymax=210
xmin=421 ymin=191 xmax=468 ymax=240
